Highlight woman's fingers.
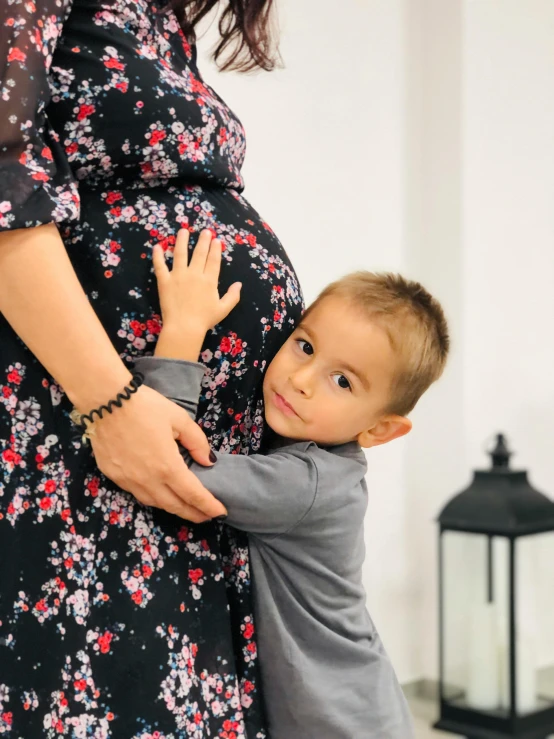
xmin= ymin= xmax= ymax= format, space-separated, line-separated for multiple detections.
xmin=172 ymin=228 xmax=191 ymax=272
xmin=156 ymin=484 xmax=211 ymax=522
xmin=167 ymin=460 xmax=227 ymax=518
xmin=173 ymin=406 xmax=213 ymax=465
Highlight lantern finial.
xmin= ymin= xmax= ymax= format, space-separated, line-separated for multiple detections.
xmin=489 ymin=433 xmax=512 ymax=469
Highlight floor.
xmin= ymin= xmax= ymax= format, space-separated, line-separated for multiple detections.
xmin=410 ymin=695 xmax=554 ymax=739
xmin=410 ymin=697 xmax=459 ymax=738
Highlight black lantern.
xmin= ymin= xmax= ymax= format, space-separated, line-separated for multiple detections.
xmin=435 ymin=434 xmax=554 ymax=739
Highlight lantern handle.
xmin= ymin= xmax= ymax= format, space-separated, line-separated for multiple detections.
xmin=487 ymin=433 xmax=512 ymax=469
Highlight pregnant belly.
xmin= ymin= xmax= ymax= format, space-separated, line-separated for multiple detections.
xmin=63 ymin=182 xmax=303 ymax=452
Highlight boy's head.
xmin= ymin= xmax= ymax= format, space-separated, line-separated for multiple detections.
xmin=263 ymin=271 xmax=449 ymax=448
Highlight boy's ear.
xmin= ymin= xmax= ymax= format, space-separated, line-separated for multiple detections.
xmin=357 ymin=415 xmax=412 ymax=449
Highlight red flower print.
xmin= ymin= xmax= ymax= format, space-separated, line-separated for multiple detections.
xmin=243 ymin=623 xmax=254 ymax=640
xmin=243 ymin=680 xmax=255 ymax=694
xmin=105 ymin=192 xmax=122 ymax=205
xmin=77 ymin=104 xmax=95 ymax=121
xmin=41 ymin=146 xmax=53 ymax=161
xmin=3 ymin=449 xmax=19 ymax=464
xmin=66 ymin=142 xmax=78 ymax=155
xmin=131 ymin=590 xmax=143 ymax=605
xmin=104 ymin=58 xmax=125 ymax=71
xmin=231 ymin=338 xmax=243 ymax=357
xmin=97 ymin=631 xmax=113 ymax=654
xmin=188 ymin=568 xmax=203 ymax=584
xmin=7 ymin=47 xmax=26 ymax=63
xmin=129 ymin=320 xmax=143 ymax=337
xmin=219 ymin=337 xmax=231 ymax=353
xmin=7 ymin=370 xmax=21 ymax=384
xmin=87 ymin=477 xmax=99 ymax=497
xmin=146 ymin=317 xmax=161 ymax=335
xmin=31 ymin=172 xmax=49 ymax=182
xmin=45 ymin=480 xmax=56 ymax=493
xmin=149 ymin=130 xmax=166 ymax=145
xmin=39 ymin=497 xmax=52 ymax=510
xmin=178 ymin=526 xmax=189 ymax=541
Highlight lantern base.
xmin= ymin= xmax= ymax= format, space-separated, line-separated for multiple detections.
xmin=434 ymin=719 xmax=551 ymax=739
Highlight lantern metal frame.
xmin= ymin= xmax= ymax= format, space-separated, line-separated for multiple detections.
xmin=434 ymin=435 xmax=554 ymax=739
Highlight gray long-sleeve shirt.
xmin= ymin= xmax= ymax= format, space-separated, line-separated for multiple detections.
xmin=135 ymin=356 xmax=414 ymax=739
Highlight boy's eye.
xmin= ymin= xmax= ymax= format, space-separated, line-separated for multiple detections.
xmin=296 ymin=339 xmax=314 ymax=356
xmin=332 ymin=374 xmax=351 ymax=391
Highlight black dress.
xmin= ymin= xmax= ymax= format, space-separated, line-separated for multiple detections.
xmin=0 ymin=1 xmax=303 ymax=736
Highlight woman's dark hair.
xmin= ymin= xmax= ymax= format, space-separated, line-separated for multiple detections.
xmin=171 ymin=0 xmax=279 ymax=72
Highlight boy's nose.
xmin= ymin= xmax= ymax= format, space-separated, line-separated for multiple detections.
xmin=289 ymin=366 xmax=314 ymax=397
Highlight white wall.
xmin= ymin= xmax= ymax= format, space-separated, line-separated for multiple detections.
xmin=197 ymin=0 xmax=554 ymax=683
xmin=461 ymin=0 xmax=554 ymax=672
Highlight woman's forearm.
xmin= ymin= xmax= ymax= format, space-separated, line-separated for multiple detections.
xmin=0 ymin=223 xmax=132 ymax=410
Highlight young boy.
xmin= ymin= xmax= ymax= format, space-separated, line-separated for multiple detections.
xmin=135 ymin=230 xmax=449 ymax=739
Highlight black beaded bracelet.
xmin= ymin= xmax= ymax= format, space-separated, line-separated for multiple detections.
xmin=71 ymin=372 xmax=144 ymax=433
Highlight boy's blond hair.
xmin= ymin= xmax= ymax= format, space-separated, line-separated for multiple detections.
xmin=303 ymin=272 xmax=449 ymax=417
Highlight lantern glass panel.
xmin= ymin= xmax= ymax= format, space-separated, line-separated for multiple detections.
xmin=442 ymin=530 xmax=510 ymax=714
xmin=514 ymin=532 xmax=554 ymax=715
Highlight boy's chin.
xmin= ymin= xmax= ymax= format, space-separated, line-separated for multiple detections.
xmin=264 ymin=410 xmax=291 ymax=438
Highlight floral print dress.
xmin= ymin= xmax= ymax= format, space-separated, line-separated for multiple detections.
xmin=0 ymin=1 xmax=303 ymax=736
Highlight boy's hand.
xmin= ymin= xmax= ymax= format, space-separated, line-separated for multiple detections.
xmin=153 ymin=229 xmax=241 ymax=361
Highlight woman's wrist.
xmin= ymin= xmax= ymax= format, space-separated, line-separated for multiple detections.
xmin=67 ymin=360 xmax=134 ymax=413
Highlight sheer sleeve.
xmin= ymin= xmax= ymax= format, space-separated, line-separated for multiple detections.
xmin=0 ymin=0 xmax=79 ymax=232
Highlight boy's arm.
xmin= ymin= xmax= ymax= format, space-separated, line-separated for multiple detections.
xmin=134 ymin=356 xmax=318 ymax=537
xmin=134 ymin=356 xmax=204 ymax=419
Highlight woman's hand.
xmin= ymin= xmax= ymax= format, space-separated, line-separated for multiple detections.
xmin=153 ymin=229 xmax=242 ymax=361
xmin=0 ymin=224 xmax=225 ymax=523
xmin=89 ymin=384 xmax=227 ymax=522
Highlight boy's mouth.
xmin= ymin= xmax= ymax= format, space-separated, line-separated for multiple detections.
xmin=272 ymin=391 xmax=299 ymax=419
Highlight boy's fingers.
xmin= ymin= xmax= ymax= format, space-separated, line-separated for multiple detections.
xmin=205 ymin=238 xmax=222 ymax=280
xmin=152 ymin=244 xmax=169 ymax=282
xmin=190 ymin=230 xmax=212 ymax=272
xmin=173 ymin=229 xmax=191 ymax=272
xmin=218 ymin=282 xmax=242 ymax=319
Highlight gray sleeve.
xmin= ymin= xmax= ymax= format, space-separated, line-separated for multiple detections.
xmin=189 ymin=449 xmax=318 ymax=536
xmin=134 ymin=355 xmax=318 ymax=536
xmin=133 ymin=356 xmax=205 ymax=420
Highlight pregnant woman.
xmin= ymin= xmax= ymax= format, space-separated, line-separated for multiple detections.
xmin=0 ymin=0 xmax=302 ymax=736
